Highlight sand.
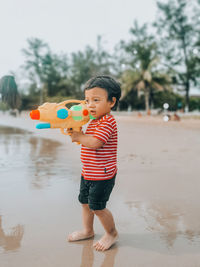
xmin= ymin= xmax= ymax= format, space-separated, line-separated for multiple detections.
xmin=0 ymin=111 xmax=200 ymax=267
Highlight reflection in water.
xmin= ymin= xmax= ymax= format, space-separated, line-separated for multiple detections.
xmin=0 ymin=127 xmax=28 ymax=160
xmin=28 ymin=136 xmax=61 ymax=189
xmin=0 ymin=126 xmax=64 ymax=189
xmin=125 ymin=200 xmax=200 ymax=248
xmin=99 ymin=247 xmax=118 ymax=267
xmin=73 ymin=238 xmax=118 ymax=267
xmin=0 ymin=216 xmax=24 ymax=252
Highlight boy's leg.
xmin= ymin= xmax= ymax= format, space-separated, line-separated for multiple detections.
xmin=87 ymin=176 xmax=117 ymax=250
xmin=68 ymin=204 xmax=94 ymax=241
xmin=93 ymin=208 xmax=118 ymax=251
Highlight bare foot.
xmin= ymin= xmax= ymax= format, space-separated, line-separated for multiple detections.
xmin=68 ymin=230 xmax=94 ymax=242
xmin=93 ymin=231 xmax=118 ymax=251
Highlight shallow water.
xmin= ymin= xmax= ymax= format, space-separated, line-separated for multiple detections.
xmin=1 ymin=125 xmax=200 ymax=267
xmin=0 ymin=126 xmax=80 ymax=265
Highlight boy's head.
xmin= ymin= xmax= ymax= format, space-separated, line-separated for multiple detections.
xmin=84 ymin=75 xmax=121 ymax=111
xmin=84 ymin=75 xmax=121 ymax=119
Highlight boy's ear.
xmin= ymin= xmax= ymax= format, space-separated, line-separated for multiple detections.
xmin=110 ymin=97 xmax=116 ymax=108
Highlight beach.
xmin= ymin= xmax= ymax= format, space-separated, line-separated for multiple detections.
xmin=0 ymin=111 xmax=200 ymax=267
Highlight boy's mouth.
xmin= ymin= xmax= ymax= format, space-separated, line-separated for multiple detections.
xmin=90 ymin=110 xmax=96 ymax=115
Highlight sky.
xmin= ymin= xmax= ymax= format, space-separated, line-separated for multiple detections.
xmin=0 ymin=0 xmax=157 ymax=77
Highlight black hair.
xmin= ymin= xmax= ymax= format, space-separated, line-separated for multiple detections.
xmin=84 ymin=75 xmax=121 ymax=110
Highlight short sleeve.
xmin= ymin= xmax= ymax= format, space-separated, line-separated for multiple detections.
xmin=93 ymin=117 xmax=114 ymax=144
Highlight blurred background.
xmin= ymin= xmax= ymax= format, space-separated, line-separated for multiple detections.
xmin=0 ymin=0 xmax=200 ymax=115
xmin=1 ymin=1 xmax=200 ymax=265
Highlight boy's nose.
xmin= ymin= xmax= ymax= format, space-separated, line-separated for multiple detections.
xmin=88 ymin=101 xmax=95 ymax=108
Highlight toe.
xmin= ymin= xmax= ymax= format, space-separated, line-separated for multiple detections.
xmin=93 ymin=242 xmax=98 ymax=248
xmin=98 ymin=242 xmax=105 ymax=251
xmin=95 ymin=243 xmax=100 ymax=250
xmin=68 ymin=231 xmax=77 ymax=241
xmin=102 ymin=245 xmax=106 ymax=251
xmin=68 ymin=234 xmax=73 ymax=241
xmin=95 ymin=242 xmax=101 ymax=251
xmin=99 ymin=244 xmax=104 ymax=251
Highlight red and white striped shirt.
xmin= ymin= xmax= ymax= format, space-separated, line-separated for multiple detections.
xmin=81 ymin=114 xmax=118 ymax=180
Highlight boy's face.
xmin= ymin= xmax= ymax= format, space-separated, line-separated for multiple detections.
xmin=85 ymin=87 xmax=116 ymax=120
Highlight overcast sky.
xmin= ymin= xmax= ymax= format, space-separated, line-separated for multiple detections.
xmin=0 ymin=0 xmax=158 ymax=76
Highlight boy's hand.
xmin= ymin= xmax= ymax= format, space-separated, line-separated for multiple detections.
xmin=67 ymin=128 xmax=104 ymax=149
xmin=68 ymin=130 xmax=84 ymax=143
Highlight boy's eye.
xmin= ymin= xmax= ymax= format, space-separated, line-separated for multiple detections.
xmin=94 ymin=99 xmax=100 ymax=102
xmin=85 ymin=99 xmax=89 ymax=104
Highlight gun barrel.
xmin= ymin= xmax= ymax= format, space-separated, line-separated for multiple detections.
xmin=30 ymin=110 xmax=40 ymax=120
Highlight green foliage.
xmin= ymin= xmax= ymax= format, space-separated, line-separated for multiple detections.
xmin=0 ymin=101 xmax=8 ymax=111
xmin=19 ymin=94 xmax=39 ymax=111
xmin=0 ymin=76 xmax=21 ymax=109
xmin=153 ymin=90 xmax=184 ymax=111
xmin=119 ymin=90 xmax=145 ymax=110
xmin=120 ymin=88 xmax=200 ymax=112
xmin=20 ymin=36 xmax=113 ymax=109
xmin=189 ymin=97 xmax=200 ymax=111
xmin=7 ymin=7 xmax=199 ymax=113
xmin=120 ymin=21 xmax=171 ymax=112
xmin=155 ymin=0 xmax=200 ymax=109
xmin=22 ymin=38 xmax=71 ymax=101
xmin=70 ymin=36 xmax=112 ymax=95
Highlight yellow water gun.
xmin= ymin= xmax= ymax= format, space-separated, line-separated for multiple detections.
xmin=30 ymin=100 xmax=93 ymax=136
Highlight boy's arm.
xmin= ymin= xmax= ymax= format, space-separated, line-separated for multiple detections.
xmin=69 ymin=131 xmax=104 ymax=149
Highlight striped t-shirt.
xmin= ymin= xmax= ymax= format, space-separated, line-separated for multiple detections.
xmin=81 ymin=114 xmax=118 ymax=180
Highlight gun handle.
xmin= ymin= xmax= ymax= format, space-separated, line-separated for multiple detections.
xmin=71 ymin=127 xmax=82 ymax=145
xmin=60 ymin=128 xmax=81 ymax=145
xmin=72 ymin=127 xmax=82 ymax=132
xmin=60 ymin=128 xmax=69 ymax=135
xmin=75 ymin=142 xmax=80 ymax=145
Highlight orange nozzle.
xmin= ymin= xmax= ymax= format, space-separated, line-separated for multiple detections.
xmin=83 ymin=109 xmax=89 ymax=116
xmin=30 ymin=110 xmax=40 ymax=120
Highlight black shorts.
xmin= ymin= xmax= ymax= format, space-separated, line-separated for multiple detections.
xmin=78 ymin=175 xmax=116 ymax=210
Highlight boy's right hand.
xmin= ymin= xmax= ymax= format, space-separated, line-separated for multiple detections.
xmin=67 ymin=127 xmax=83 ymax=135
xmin=67 ymin=128 xmax=73 ymax=135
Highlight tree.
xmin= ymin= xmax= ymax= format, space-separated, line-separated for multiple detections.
xmin=22 ymin=38 xmax=49 ymax=103
xmin=120 ymin=22 xmax=171 ymax=112
xmin=0 ymin=75 xmax=21 ymax=109
xmin=41 ymin=51 xmax=70 ymax=97
xmin=69 ymin=36 xmax=112 ymax=98
xmin=70 ymin=46 xmax=96 ymax=96
xmin=155 ymin=0 xmax=200 ymax=111
xmin=95 ymin=35 xmax=112 ymax=75
xmin=22 ymin=38 xmax=70 ymax=102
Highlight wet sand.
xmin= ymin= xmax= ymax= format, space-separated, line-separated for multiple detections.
xmin=0 ymin=111 xmax=200 ymax=267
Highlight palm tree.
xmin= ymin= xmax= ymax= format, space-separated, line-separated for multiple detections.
xmin=155 ymin=0 xmax=200 ymax=112
xmin=120 ymin=22 xmax=171 ymax=112
xmin=121 ymin=66 xmax=171 ymax=112
xmin=0 ymin=75 xmax=21 ymax=109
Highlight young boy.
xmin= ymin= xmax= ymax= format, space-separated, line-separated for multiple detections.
xmin=68 ymin=75 xmax=121 ymax=251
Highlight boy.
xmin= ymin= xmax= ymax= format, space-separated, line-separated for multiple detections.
xmin=68 ymin=75 xmax=121 ymax=251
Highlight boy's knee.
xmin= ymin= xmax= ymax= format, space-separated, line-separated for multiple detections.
xmin=82 ymin=204 xmax=91 ymax=211
xmin=82 ymin=203 xmax=89 ymax=208
xmin=89 ymin=201 xmax=107 ymax=211
xmin=92 ymin=209 xmax=106 ymax=216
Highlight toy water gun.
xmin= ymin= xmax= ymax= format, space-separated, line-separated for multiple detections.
xmin=30 ymin=99 xmax=93 ymax=136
